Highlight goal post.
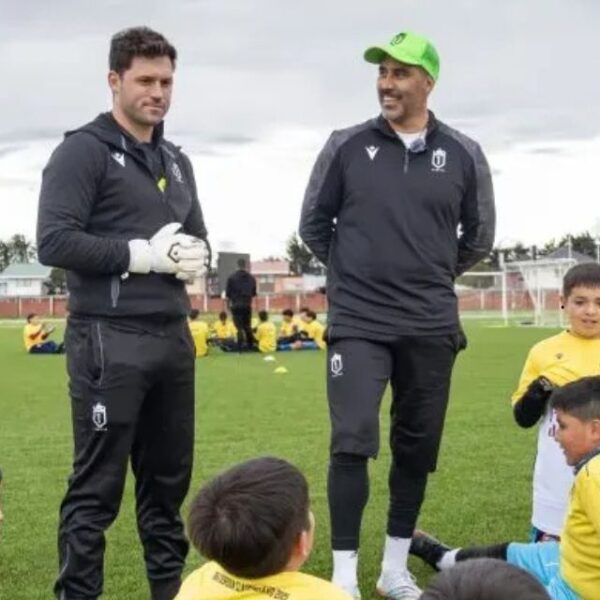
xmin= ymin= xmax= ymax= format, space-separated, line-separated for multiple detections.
xmin=456 ymin=271 xmax=508 ymax=326
xmin=459 ymin=257 xmax=578 ymax=327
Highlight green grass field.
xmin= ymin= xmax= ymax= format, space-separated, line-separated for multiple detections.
xmin=0 ymin=321 xmax=556 ymax=599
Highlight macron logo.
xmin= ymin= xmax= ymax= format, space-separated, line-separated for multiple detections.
xmin=111 ymin=152 xmax=125 ymax=167
xmin=365 ymin=146 xmax=379 ymax=161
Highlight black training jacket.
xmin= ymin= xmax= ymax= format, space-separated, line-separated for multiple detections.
xmin=226 ymin=270 xmax=257 ymax=308
xmin=300 ymin=112 xmax=495 ymax=339
xmin=37 ymin=113 xmax=207 ymax=318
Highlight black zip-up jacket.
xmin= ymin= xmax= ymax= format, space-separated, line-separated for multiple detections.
xmin=226 ymin=270 xmax=257 ymax=309
xmin=300 ymin=112 xmax=495 ymax=339
xmin=37 ymin=113 xmax=207 ymax=318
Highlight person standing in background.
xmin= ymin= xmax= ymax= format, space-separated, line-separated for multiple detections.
xmin=226 ymin=258 xmax=257 ymax=351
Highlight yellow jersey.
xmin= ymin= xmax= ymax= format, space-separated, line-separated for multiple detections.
xmin=255 ymin=322 xmax=277 ymax=353
xmin=295 ymin=316 xmax=307 ymax=334
xmin=303 ymin=320 xmax=326 ymax=350
xmin=511 ymin=331 xmax=600 ymax=535
xmin=213 ymin=320 xmax=237 ymax=340
xmin=23 ymin=323 xmax=44 ymax=351
xmin=560 ymin=452 xmax=600 ymax=600
xmin=175 ymin=561 xmax=353 ymax=600
xmin=279 ymin=320 xmax=298 ymax=338
xmin=189 ymin=320 xmax=209 ymax=357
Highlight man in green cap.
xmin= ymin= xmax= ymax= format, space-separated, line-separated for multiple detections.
xmin=299 ymin=31 xmax=495 ymax=599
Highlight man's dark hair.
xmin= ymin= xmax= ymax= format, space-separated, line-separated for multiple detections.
xmin=550 ymin=376 xmax=600 ymax=422
xmin=26 ymin=313 xmax=36 ymax=323
xmin=258 ymin=310 xmax=269 ymax=322
xmin=237 ymin=258 xmax=247 ymax=270
xmin=219 ymin=311 xmax=228 ymax=321
xmin=420 ymin=559 xmax=549 ymax=600
xmin=188 ymin=457 xmax=310 ymax=578
xmin=109 ymin=27 xmax=177 ymax=75
xmin=189 ymin=309 xmax=200 ymax=320
xmin=305 ymin=309 xmax=316 ymax=320
xmin=299 ymin=306 xmax=310 ymax=314
xmin=563 ymin=263 xmax=600 ymax=298
xmin=282 ymin=309 xmax=294 ymax=317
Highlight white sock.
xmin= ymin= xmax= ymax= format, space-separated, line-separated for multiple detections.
xmin=381 ymin=535 xmax=411 ymax=575
xmin=438 ymin=548 xmax=460 ymax=571
xmin=332 ymin=550 xmax=358 ymax=587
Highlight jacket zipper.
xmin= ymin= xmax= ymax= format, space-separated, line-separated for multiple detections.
xmin=95 ymin=322 xmax=105 ymax=387
xmin=118 ymin=143 xmax=170 ymax=209
xmin=403 ymin=149 xmax=410 ymax=174
xmin=110 ymin=275 xmax=121 ymax=308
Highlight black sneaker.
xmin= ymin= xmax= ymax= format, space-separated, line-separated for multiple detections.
xmin=409 ymin=530 xmax=452 ymax=571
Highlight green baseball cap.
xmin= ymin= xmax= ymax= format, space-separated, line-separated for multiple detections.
xmin=364 ymin=31 xmax=440 ymax=81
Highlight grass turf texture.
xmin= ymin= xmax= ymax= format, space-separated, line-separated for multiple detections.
xmin=0 ymin=321 xmax=555 ymax=599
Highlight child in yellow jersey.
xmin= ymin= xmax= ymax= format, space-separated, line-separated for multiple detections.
xmin=212 ymin=311 xmax=237 ymax=342
xmin=175 ymin=457 xmax=353 ymax=600
xmin=511 ymin=263 xmax=600 ymax=541
xmin=211 ymin=311 xmax=237 ymax=351
xmin=278 ymin=309 xmax=300 ymax=342
xmin=188 ymin=309 xmax=209 ymax=357
xmin=23 ymin=313 xmax=64 ymax=354
xmin=410 ymin=376 xmax=600 ymax=600
xmin=289 ymin=309 xmax=326 ymax=350
xmin=254 ymin=310 xmax=277 ymax=353
xmin=297 ymin=307 xmax=310 ymax=334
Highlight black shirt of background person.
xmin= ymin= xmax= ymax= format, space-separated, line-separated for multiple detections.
xmin=226 ymin=262 xmax=257 ymax=350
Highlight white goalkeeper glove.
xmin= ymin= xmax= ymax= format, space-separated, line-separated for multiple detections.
xmin=128 ymin=222 xmax=208 ymax=281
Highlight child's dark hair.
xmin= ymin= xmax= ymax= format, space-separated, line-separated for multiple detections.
xmin=219 ymin=311 xmax=227 ymax=320
xmin=304 ymin=309 xmax=316 ymax=320
xmin=26 ymin=313 xmax=36 ymax=323
xmin=550 ymin=376 xmax=600 ymax=422
xmin=420 ymin=559 xmax=550 ymax=600
xmin=109 ymin=27 xmax=177 ymax=74
xmin=188 ymin=457 xmax=310 ymax=578
xmin=563 ymin=263 xmax=600 ymax=298
xmin=189 ymin=309 xmax=200 ymax=320
xmin=282 ymin=309 xmax=294 ymax=317
xmin=258 ymin=310 xmax=268 ymax=322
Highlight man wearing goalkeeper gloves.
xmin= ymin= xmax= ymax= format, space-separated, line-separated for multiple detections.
xmin=37 ymin=27 xmax=208 ymax=600
xmin=299 ymin=31 xmax=495 ymax=599
xmin=511 ymin=263 xmax=600 ymax=542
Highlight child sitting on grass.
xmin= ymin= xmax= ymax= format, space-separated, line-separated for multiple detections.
xmin=175 ymin=456 xmax=352 ymax=599
xmin=420 ymin=558 xmax=550 ymax=600
xmin=411 ymin=376 xmax=600 ymax=600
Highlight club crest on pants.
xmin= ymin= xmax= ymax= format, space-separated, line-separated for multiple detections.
xmin=92 ymin=402 xmax=107 ymax=431
xmin=330 ymin=352 xmax=344 ymax=377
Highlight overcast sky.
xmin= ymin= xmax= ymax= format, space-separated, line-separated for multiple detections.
xmin=2 ymin=0 xmax=600 ymax=258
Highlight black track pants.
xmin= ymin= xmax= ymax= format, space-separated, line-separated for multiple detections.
xmin=55 ymin=316 xmax=195 ymax=599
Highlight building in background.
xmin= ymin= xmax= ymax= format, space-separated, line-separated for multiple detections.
xmin=0 ymin=263 xmax=51 ymax=297
xmin=251 ymin=259 xmax=290 ymax=294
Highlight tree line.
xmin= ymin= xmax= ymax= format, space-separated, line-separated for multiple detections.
xmin=286 ymin=231 xmax=600 ymax=276
xmin=1 ymin=231 xmax=598 ymax=291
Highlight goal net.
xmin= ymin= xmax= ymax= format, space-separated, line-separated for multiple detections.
xmin=458 ymin=258 xmax=576 ymax=327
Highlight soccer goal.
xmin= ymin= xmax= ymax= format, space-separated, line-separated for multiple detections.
xmin=456 ymin=271 xmax=509 ymax=326
xmin=503 ymin=257 xmax=575 ymax=327
xmin=458 ymin=257 xmax=576 ymax=327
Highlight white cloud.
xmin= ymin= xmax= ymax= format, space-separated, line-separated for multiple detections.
xmin=490 ymin=136 xmax=600 ymax=247
xmin=2 ymin=130 xmax=600 ymax=258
